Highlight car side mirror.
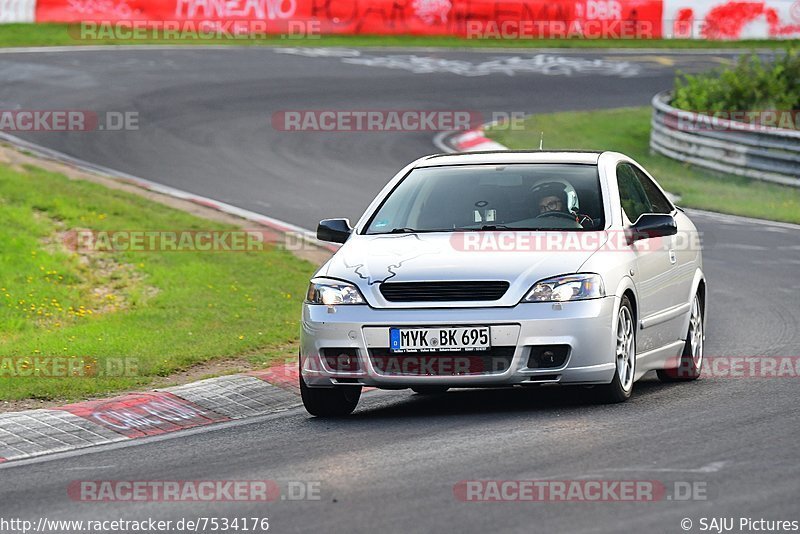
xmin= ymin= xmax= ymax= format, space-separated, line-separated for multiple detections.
xmin=630 ymin=214 xmax=677 ymax=242
xmin=317 ymin=218 xmax=352 ymax=244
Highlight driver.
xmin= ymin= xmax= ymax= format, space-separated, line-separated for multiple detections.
xmin=536 ymin=185 xmax=568 ymax=216
xmin=532 ymin=181 xmax=594 ymax=227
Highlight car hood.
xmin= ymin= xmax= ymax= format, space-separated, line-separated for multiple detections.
xmin=319 ymin=232 xmax=609 ymax=308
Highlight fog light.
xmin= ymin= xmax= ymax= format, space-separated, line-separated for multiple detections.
xmin=321 ymin=348 xmax=361 ymax=372
xmin=527 ymin=346 xmax=569 ymax=369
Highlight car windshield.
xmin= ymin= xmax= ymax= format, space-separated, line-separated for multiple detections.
xmin=365 ymin=163 xmax=605 ymax=234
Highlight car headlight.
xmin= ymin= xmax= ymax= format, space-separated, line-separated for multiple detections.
xmin=305 ymin=278 xmax=366 ymax=305
xmin=522 ymin=274 xmax=605 ymax=303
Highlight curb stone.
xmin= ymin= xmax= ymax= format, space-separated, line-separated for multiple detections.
xmin=0 ymin=363 xmax=299 ymax=464
xmin=164 ymin=374 xmax=300 ymax=418
xmin=449 ymin=128 xmax=507 ymax=152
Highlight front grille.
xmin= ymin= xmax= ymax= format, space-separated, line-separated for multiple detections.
xmin=369 ymin=347 xmax=515 ymax=376
xmin=379 ymin=281 xmax=510 ymax=302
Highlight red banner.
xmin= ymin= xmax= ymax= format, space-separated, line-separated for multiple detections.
xmin=37 ymin=0 xmax=665 ymax=39
xmin=16 ymin=0 xmax=800 ymax=39
xmin=664 ymin=0 xmax=800 ymax=39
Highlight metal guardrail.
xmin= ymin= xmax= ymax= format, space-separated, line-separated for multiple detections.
xmin=650 ymin=91 xmax=800 ymax=188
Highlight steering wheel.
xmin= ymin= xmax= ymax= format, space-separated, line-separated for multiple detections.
xmin=535 ymin=211 xmax=577 ymax=221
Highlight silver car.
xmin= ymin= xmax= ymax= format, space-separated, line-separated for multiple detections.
xmin=300 ymin=151 xmax=706 ymax=416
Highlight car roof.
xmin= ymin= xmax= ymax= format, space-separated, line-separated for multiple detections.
xmin=416 ymin=150 xmax=602 ymax=168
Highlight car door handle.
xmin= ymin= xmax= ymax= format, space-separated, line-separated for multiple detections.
xmin=669 ymin=249 xmax=677 ymax=265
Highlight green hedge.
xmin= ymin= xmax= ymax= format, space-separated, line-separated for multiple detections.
xmin=672 ymin=49 xmax=799 ymax=129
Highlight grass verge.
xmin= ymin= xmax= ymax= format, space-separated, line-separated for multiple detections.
xmin=486 ymin=107 xmax=800 ymax=224
xmin=0 ymin=23 xmax=794 ymax=49
xmin=0 ymin=161 xmax=315 ymax=403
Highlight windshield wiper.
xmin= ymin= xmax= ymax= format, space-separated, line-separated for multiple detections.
xmin=384 ymin=228 xmax=458 ymax=234
xmin=450 ymin=225 xmax=510 ymax=232
xmin=382 ymin=226 xmax=543 ymax=234
xmin=455 ymin=224 xmax=531 ymax=232
xmin=459 ymin=225 xmax=547 ymax=232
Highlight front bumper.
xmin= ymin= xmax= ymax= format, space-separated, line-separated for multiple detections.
xmin=300 ymin=296 xmax=618 ymax=389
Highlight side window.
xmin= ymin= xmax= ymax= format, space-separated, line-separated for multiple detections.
xmin=632 ymin=167 xmax=673 ymax=215
xmin=616 ymin=163 xmax=651 ymax=223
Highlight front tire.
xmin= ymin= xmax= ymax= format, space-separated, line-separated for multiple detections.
xmin=657 ymin=294 xmax=704 ymax=382
xmin=300 ymin=375 xmax=361 ymax=416
xmin=597 ymin=296 xmax=636 ymax=403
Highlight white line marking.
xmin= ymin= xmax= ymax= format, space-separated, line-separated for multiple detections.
xmin=0 ymin=131 xmax=334 ymax=251
xmin=596 ymin=460 xmax=728 ymax=474
xmin=540 ymin=461 xmax=727 ymax=480
xmin=713 ymin=244 xmax=769 ymax=251
xmin=684 ymin=209 xmax=800 ymax=230
xmin=432 ymin=131 xmax=457 ymax=154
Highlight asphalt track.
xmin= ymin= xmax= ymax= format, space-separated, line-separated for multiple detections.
xmin=1 ymin=47 xmax=799 ymax=533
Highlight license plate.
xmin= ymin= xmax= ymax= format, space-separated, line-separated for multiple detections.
xmin=389 ymin=327 xmax=490 ymax=353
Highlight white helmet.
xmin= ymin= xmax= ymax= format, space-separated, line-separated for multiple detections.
xmin=531 ymin=180 xmax=580 ymax=213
